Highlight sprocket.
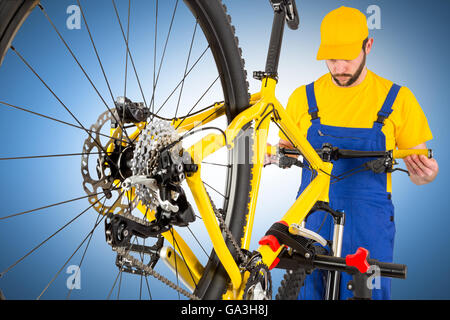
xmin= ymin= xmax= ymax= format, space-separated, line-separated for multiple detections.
xmin=131 ymin=119 xmax=183 ymax=210
xmin=243 ymin=263 xmax=272 ymax=300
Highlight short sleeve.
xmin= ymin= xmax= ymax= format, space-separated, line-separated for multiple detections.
xmin=278 ymin=86 xmax=308 ymax=141
xmin=394 ymin=87 xmax=433 ymax=149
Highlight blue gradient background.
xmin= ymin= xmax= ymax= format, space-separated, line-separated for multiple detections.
xmin=0 ymin=0 xmax=449 ymax=300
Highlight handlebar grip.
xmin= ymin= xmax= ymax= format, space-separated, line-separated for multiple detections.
xmin=393 ymin=149 xmax=432 ymax=159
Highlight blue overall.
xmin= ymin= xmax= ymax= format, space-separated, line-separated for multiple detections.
xmin=297 ymin=82 xmax=401 ymax=300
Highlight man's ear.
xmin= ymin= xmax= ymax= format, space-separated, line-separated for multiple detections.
xmin=365 ymin=38 xmax=374 ymax=54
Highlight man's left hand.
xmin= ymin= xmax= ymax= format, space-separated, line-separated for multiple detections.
xmin=404 ymin=154 xmax=439 ymax=185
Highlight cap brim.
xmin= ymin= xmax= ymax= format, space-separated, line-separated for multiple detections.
xmin=316 ymin=42 xmax=362 ymax=60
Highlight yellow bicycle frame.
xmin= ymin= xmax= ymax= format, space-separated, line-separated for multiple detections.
xmin=171 ymin=76 xmax=332 ymax=298
xmin=118 ymin=76 xmax=430 ymax=299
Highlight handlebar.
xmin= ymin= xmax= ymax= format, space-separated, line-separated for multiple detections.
xmin=266 ymin=145 xmax=433 ymax=160
xmin=313 ymin=254 xmax=407 ymax=279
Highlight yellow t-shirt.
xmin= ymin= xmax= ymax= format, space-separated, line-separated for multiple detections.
xmin=279 ymin=69 xmax=433 ymax=192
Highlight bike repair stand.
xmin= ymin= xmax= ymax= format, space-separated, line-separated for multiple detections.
xmin=346 ymin=248 xmax=373 ymax=300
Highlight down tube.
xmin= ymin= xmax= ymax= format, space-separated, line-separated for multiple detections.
xmin=258 ymin=171 xmax=332 ymax=268
xmin=257 ymin=105 xmax=333 ymax=268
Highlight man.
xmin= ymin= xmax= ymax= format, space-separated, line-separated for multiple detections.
xmin=278 ymin=6 xmax=439 ymax=299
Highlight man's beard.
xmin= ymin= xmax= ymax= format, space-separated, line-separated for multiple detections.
xmin=331 ymin=51 xmax=366 ymax=87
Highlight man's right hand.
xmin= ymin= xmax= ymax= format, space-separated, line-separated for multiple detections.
xmin=264 ymin=143 xmax=279 ymax=167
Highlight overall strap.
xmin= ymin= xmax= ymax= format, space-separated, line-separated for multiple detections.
xmin=306 ymin=82 xmax=320 ymax=123
xmin=374 ymin=83 xmax=402 ymax=128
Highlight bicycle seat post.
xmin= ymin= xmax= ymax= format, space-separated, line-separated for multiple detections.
xmin=254 ymin=1 xmax=287 ymax=82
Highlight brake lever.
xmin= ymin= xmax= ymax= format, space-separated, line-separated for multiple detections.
xmin=388 ymin=167 xmax=410 ymax=176
xmin=264 ymin=146 xmax=304 ymax=168
xmin=278 ymin=156 xmax=304 ymax=169
xmin=365 ymin=157 xmax=410 ymax=176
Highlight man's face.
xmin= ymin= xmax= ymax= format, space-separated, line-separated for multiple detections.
xmin=326 ymin=48 xmax=367 ymax=87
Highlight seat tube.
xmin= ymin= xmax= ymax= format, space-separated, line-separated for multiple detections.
xmin=325 ymin=210 xmax=345 ymax=300
xmin=265 ymin=2 xmax=286 ymax=77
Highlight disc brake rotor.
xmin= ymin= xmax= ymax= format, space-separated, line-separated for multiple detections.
xmin=81 ymin=109 xmax=134 ymax=215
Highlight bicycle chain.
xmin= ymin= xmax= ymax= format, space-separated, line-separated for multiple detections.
xmin=110 ymin=206 xmax=201 ymax=300
xmin=110 ymin=190 xmax=248 ymax=300
xmin=113 ymin=246 xmax=200 ymax=300
xmin=206 ymin=191 xmax=247 ymax=264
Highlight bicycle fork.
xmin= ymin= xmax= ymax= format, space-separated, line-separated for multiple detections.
xmin=324 ymin=210 xmax=344 ymax=300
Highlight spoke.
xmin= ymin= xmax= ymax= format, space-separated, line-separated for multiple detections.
xmin=201 ymin=161 xmax=230 ymax=168
xmin=75 ymin=0 xmax=115 ymax=109
xmin=129 ymin=46 xmax=211 ymax=145
xmin=187 ymin=226 xmax=209 ymax=259
xmin=138 ymin=238 xmax=144 ymax=300
xmin=152 ymin=0 xmax=158 ymax=115
xmin=118 ymin=0 xmax=131 ymax=148
xmin=152 ymin=45 xmax=210 ymax=118
xmin=9 ymin=47 xmax=119 ymax=170
xmin=137 ymin=211 xmax=153 ymax=300
xmin=0 ymin=101 xmax=128 ymax=144
xmin=123 ymin=0 xmax=131 ymax=99
xmin=0 ymin=194 xmax=108 ymax=278
xmin=144 ymin=274 xmax=152 ymax=300
xmin=117 ymin=266 xmax=123 ymax=300
xmin=66 ymin=206 xmax=103 ymax=299
xmin=203 ymin=181 xmax=227 ymax=199
xmin=0 ymin=189 xmax=113 ymax=221
xmin=37 ymin=4 xmax=131 ymax=142
xmin=175 ymin=76 xmax=220 ymax=130
xmin=36 ymin=194 xmax=123 ymax=300
xmin=169 ymin=228 xmax=180 ymax=300
xmin=0 ymin=152 xmax=101 ymax=161
xmin=107 ymin=269 xmax=122 ymax=300
xmin=111 ymin=0 xmax=148 ymax=109
xmin=171 ymin=228 xmax=198 ymax=291
xmin=175 ymin=21 xmax=198 ymax=118
xmin=148 ymin=0 xmax=179 ymax=119
xmin=139 ymin=238 xmax=153 ymax=300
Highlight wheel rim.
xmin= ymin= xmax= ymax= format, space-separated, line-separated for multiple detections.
xmin=0 ymin=0 xmax=250 ymax=299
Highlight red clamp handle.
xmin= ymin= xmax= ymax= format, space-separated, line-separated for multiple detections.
xmin=258 ymin=235 xmax=281 ymax=252
xmin=345 ymin=247 xmax=370 ymax=273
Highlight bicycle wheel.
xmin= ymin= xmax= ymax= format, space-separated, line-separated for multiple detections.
xmin=275 ymin=268 xmax=307 ymax=300
xmin=0 ymin=0 xmax=253 ymax=300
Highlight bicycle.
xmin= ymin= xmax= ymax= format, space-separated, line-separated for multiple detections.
xmin=0 ymin=0 xmax=432 ymax=300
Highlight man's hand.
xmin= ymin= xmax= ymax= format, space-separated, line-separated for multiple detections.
xmin=264 ymin=143 xmax=279 ymax=167
xmin=403 ymin=143 xmax=439 ymax=185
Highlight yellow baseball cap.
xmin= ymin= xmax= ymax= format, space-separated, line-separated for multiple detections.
xmin=317 ymin=6 xmax=369 ymax=61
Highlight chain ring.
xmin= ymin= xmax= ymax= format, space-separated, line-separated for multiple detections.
xmin=243 ymin=263 xmax=272 ymax=300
